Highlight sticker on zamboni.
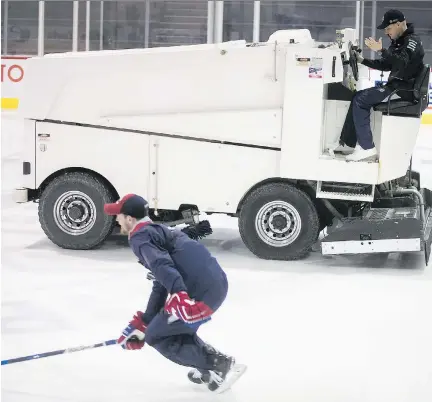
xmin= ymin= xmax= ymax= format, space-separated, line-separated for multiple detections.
xmin=309 ymin=57 xmax=323 ymax=78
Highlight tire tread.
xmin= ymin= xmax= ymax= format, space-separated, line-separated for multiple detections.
xmin=38 ymin=172 xmax=116 ymax=250
xmin=238 ymin=182 xmax=319 ymax=260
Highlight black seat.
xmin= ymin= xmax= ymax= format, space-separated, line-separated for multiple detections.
xmin=373 ymin=63 xmax=430 ymax=117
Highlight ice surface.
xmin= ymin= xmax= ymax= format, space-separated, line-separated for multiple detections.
xmin=1 ymin=112 xmax=432 ymax=402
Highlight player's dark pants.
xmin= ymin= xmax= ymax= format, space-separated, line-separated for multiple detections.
xmin=144 ymin=272 xmax=228 ymax=370
xmin=340 ymin=86 xmax=393 ymax=150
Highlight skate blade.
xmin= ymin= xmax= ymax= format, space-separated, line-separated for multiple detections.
xmin=212 ymin=364 xmax=247 ymax=394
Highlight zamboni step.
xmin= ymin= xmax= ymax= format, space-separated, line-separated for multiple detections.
xmin=321 ymin=206 xmax=432 ymax=263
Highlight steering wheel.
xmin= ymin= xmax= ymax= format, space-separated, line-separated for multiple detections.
xmin=348 ymin=41 xmax=359 ymax=81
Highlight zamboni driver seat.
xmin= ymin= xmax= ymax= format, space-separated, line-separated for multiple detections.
xmin=373 ymin=63 xmax=430 ymax=117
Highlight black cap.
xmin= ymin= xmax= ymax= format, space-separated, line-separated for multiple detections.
xmin=377 ymin=9 xmax=405 ymax=29
xmin=104 ymin=193 xmax=149 ymax=219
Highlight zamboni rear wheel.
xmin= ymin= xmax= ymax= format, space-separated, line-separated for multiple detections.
xmin=239 ymin=183 xmax=319 ymax=260
xmin=38 ymin=172 xmax=117 ymax=250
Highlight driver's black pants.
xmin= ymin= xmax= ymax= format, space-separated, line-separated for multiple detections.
xmin=341 ymin=86 xmax=393 ymax=150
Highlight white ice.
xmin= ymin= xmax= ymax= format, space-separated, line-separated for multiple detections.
xmin=1 ymin=112 xmax=432 ymax=402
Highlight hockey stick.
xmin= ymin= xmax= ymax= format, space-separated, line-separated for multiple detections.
xmin=1 ymin=339 xmax=117 ymax=366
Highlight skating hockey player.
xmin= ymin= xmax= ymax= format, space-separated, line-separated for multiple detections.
xmin=104 ymin=193 xmax=246 ymax=393
xmin=338 ymin=9 xmax=425 ymax=162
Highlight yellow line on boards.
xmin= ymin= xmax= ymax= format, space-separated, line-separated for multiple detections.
xmin=1 ymin=98 xmax=19 ymax=109
xmin=421 ymin=113 xmax=432 ymax=125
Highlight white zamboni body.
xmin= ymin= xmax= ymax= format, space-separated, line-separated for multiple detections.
xmin=14 ymin=28 xmax=432 ymax=264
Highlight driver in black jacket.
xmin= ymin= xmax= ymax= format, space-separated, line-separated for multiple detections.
xmin=338 ymin=9 xmax=424 ymax=162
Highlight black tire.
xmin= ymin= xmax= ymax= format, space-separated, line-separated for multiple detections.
xmin=38 ymin=172 xmax=117 ymax=250
xmin=238 ymin=183 xmax=320 ymax=260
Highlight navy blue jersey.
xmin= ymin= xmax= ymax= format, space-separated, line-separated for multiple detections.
xmin=129 ymin=220 xmax=227 ymax=324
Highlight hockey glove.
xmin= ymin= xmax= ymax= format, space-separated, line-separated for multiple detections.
xmin=117 ymin=311 xmax=147 ymax=350
xmin=164 ymin=291 xmax=213 ymax=325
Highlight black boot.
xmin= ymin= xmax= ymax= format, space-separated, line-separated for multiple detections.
xmin=204 ymin=345 xmax=235 ymax=392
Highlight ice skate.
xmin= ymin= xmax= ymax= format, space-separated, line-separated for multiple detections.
xmin=204 ymin=347 xmax=247 ymax=394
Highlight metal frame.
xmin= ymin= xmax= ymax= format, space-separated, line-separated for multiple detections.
xmin=100 ymin=1 xmax=104 ymax=50
xmin=38 ymin=1 xmax=45 ymax=56
xmin=355 ymin=1 xmax=361 ymax=41
xmin=86 ymin=1 xmax=90 ymax=51
xmin=359 ymin=0 xmax=365 ymax=46
xmin=371 ymin=0 xmax=377 ymax=59
xmin=207 ymin=1 xmax=215 ymax=44
xmin=72 ymin=1 xmax=78 ymax=51
xmin=253 ymin=1 xmax=260 ymax=43
xmin=144 ymin=0 xmax=150 ymax=48
xmin=214 ymin=1 xmax=224 ymax=43
xmin=3 ymin=0 xmax=9 ymax=55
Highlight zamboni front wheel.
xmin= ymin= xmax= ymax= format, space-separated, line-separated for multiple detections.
xmin=239 ymin=183 xmax=319 ymax=260
xmin=38 ymin=172 xmax=117 ymax=250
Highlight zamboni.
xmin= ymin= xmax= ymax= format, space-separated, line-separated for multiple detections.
xmin=14 ymin=28 xmax=432 ymax=264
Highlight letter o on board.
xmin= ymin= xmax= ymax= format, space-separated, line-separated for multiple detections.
xmin=8 ymin=65 xmax=24 ymax=82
